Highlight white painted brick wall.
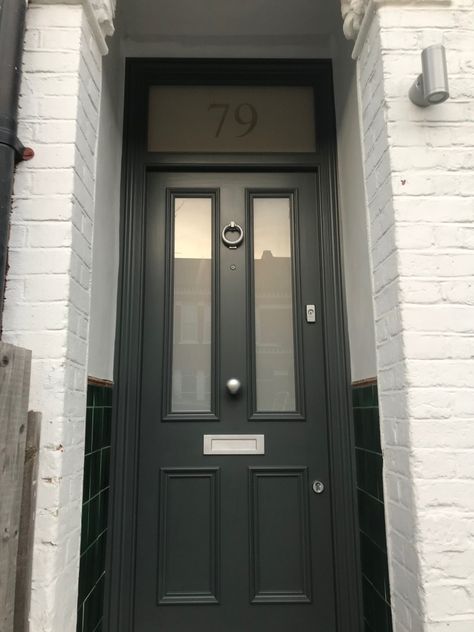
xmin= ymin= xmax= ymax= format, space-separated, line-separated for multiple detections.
xmin=357 ymin=1 xmax=474 ymax=630
xmin=3 ymin=4 xmax=102 ymax=630
xmin=3 ymin=0 xmax=473 ymax=630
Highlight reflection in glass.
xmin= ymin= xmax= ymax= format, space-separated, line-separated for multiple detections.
xmin=171 ymin=198 xmax=212 ymax=412
xmin=253 ymin=197 xmax=296 ymax=412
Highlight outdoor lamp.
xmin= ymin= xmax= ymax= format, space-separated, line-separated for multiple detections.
xmin=409 ymin=44 xmax=450 ymax=107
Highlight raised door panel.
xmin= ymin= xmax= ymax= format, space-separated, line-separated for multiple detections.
xmin=158 ymin=468 xmax=220 ymax=604
xmin=249 ymin=467 xmax=312 ymax=603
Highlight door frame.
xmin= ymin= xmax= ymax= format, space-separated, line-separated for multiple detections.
xmin=105 ymin=58 xmax=363 ymax=632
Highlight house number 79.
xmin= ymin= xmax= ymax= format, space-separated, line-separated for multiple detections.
xmin=208 ymin=103 xmax=258 ymax=138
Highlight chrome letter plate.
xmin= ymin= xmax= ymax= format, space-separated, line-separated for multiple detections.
xmin=203 ymin=434 xmax=265 ymax=455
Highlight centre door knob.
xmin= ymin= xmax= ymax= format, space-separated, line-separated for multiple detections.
xmin=226 ymin=378 xmax=242 ymax=395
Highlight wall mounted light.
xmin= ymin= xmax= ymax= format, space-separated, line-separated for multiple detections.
xmin=409 ymin=44 xmax=450 ymax=107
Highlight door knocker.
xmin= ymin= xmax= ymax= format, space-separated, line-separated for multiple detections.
xmin=222 ymin=221 xmax=244 ymax=249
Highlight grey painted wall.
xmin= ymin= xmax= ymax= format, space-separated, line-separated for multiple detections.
xmin=333 ymin=37 xmax=377 ymax=382
xmin=87 ymin=35 xmax=124 ymax=381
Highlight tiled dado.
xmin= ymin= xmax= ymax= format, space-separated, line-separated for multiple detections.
xmin=353 ymin=381 xmax=393 ymax=632
xmin=77 ymin=381 xmax=113 ymax=632
xmin=76 ymin=378 xmax=389 ymax=632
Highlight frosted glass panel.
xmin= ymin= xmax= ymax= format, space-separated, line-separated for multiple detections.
xmin=253 ymin=198 xmax=296 ymax=412
xmin=149 ymin=86 xmax=316 ymax=153
xmin=171 ymin=198 xmax=212 ymax=412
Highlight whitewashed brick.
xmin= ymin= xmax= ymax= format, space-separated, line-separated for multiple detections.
xmin=7 ymin=248 xmax=71 ymax=276
xmin=15 ymin=331 xmax=68 ymax=359
xmin=357 ymin=1 xmax=474 ymax=629
xmin=41 ymin=28 xmax=82 ymax=51
xmin=22 ymin=50 xmax=80 ymax=74
xmin=35 ymin=120 xmax=77 ymax=143
xmin=12 ymin=196 xmax=74 ymax=222
xmin=3 ymin=4 xmax=106 ymax=632
xmin=9 ymin=225 xmax=28 ymax=248
xmin=28 ymin=222 xmax=73 ymax=248
xmin=32 ymin=169 xmax=75 ymax=195
xmin=398 ymin=253 xmax=474 ymax=277
xmin=395 ymin=196 xmax=474 ymax=223
xmin=441 ymin=280 xmax=474 ymax=305
xmin=5 ymin=302 xmax=68 ymax=332
xmin=3 ymin=1 xmax=473 ymax=631
xmin=404 ymin=332 xmax=474 ymax=360
xmin=38 ymin=95 xmax=79 ymax=120
xmin=26 ymin=4 xmax=83 ymax=28
xmin=29 ymin=144 xmax=76 ymax=169
xmin=402 ymin=305 xmax=474 ymax=334
xmin=399 ymin=280 xmax=442 ymax=304
xmin=4 ymin=279 xmax=25 ymax=303
xmin=26 ymin=74 xmax=81 ymax=98
xmin=24 ymin=275 xmax=69 ymax=303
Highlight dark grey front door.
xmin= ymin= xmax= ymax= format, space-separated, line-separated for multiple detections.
xmin=134 ymin=171 xmax=336 ymax=632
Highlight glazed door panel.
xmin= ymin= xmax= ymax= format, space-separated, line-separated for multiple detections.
xmin=135 ymin=172 xmax=336 ymax=632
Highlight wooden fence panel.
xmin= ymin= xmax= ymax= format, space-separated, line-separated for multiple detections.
xmin=0 ymin=342 xmax=32 ymax=632
xmin=14 ymin=411 xmax=41 ymax=632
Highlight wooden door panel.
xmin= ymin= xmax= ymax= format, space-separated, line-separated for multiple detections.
xmin=158 ymin=468 xmax=220 ymax=605
xmin=249 ymin=467 xmax=311 ymax=603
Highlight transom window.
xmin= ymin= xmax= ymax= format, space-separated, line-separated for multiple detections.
xmin=148 ymin=86 xmax=316 ymax=153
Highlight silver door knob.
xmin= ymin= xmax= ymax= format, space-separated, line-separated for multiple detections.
xmin=226 ymin=378 xmax=241 ymax=395
xmin=312 ymin=480 xmax=325 ymax=494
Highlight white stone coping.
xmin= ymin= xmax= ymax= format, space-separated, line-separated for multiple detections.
xmin=342 ymin=0 xmax=453 ymax=59
xmin=29 ymin=0 xmax=116 ymax=55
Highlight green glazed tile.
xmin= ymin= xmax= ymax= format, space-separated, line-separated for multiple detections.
xmin=92 ymin=408 xmax=104 ymax=453
xmin=86 ymin=386 xmax=94 ymax=408
xmin=80 ymin=502 xmax=89 ymax=554
xmin=362 ymin=578 xmax=393 ymax=632
xmin=373 ymin=383 xmax=378 ymax=401
xmin=98 ymin=489 xmax=109 ymax=534
xmin=356 ymin=449 xmax=384 ymax=502
xmin=76 ymin=603 xmax=84 ymax=632
xmin=93 ymin=619 xmax=103 ymax=632
xmin=104 ymin=386 xmax=113 ymax=407
xmin=353 ymin=384 xmax=379 ymax=408
xmin=82 ymin=454 xmax=92 ymax=504
xmin=90 ymin=451 xmax=102 ymax=499
xmin=94 ymin=386 xmax=107 ymax=408
xmin=88 ymin=494 xmax=101 ymax=545
xmin=358 ymin=490 xmax=387 ymax=553
xmin=100 ymin=449 xmax=110 ymax=492
xmin=79 ymin=384 xmax=113 ymax=628
xmin=97 ymin=533 xmax=107 ymax=575
xmin=360 ymin=532 xmax=391 ymax=603
xmin=83 ymin=575 xmax=105 ymax=632
xmin=77 ymin=545 xmax=91 ymax=605
xmin=354 ymin=408 xmax=382 ymax=453
xmin=83 ymin=588 xmax=99 ymax=632
xmin=85 ymin=408 xmax=93 ymax=455
xmin=102 ymin=408 xmax=112 ymax=447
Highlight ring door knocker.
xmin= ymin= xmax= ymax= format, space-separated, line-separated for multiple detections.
xmin=222 ymin=221 xmax=244 ymax=249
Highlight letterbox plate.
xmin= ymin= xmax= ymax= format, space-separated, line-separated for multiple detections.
xmin=203 ymin=434 xmax=265 ymax=455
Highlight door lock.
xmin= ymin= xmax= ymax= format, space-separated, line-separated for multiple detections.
xmin=312 ymin=480 xmax=325 ymax=495
xmin=306 ymin=304 xmax=316 ymax=323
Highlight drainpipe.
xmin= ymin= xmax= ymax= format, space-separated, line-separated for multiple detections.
xmin=0 ymin=0 xmax=29 ymax=336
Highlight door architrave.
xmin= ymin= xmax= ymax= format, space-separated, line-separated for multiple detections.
xmin=105 ymin=58 xmax=363 ymax=632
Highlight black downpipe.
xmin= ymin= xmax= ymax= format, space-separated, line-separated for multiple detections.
xmin=0 ymin=0 xmax=27 ymax=336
